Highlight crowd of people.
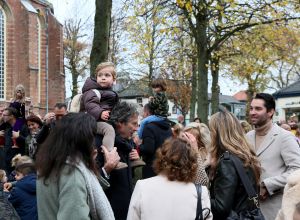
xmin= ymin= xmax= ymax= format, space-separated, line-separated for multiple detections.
xmin=1 ymin=62 xmax=300 ymax=220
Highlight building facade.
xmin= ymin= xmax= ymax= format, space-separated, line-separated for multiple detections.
xmin=273 ymin=80 xmax=300 ymax=122
xmin=0 ymin=0 xmax=64 ymax=115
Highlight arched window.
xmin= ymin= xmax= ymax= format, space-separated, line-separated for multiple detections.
xmin=0 ymin=8 xmax=5 ymax=100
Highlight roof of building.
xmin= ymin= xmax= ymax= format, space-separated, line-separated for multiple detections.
xmin=118 ymin=82 xmax=242 ymax=104
xmin=21 ymin=0 xmax=54 ymax=14
xmin=32 ymin=0 xmax=53 ymax=7
xmin=208 ymin=93 xmax=242 ymax=104
xmin=118 ymin=83 xmax=149 ymax=99
xmin=21 ymin=0 xmax=38 ymax=13
xmin=273 ymin=80 xmax=300 ymax=98
xmin=233 ymin=90 xmax=248 ymax=102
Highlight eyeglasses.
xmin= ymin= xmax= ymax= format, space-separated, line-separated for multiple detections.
xmin=2 ymin=114 xmax=11 ymax=116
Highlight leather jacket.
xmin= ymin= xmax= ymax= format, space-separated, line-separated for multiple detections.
xmin=210 ymin=152 xmax=259 ymax=219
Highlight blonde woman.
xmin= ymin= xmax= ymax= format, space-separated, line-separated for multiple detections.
xmin=184 ymin=122 xmax=211 ymax=166
xmin=9 ymin=84 xmax=26 ymax=120
xmin=209 ymin=111 xmax=261 ymax=220
xmin=184 ymin=122 xmax=210 ymax=187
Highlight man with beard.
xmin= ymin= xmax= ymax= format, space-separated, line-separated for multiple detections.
xmin=1 ymin=107 xmax=29 ymax=174
xmin=246 ymin=93 xmax=300 ymax=220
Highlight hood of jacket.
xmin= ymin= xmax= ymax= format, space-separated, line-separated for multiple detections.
xmin=150 ymin=119 xmax=172 ymax=130
xmin=16 ymin=174 xmax=36 ymax=194
xmin=82 ymin=77 xmax=111 ymax=93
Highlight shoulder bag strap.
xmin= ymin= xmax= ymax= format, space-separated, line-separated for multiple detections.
xmin=195 ymin=183 xmax=203 ymax=220
xmin=229 ymin=154 xmax=259 ymax=207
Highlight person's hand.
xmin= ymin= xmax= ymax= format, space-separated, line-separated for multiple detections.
xmin=44 ymin=112 xmax=55 ymax=125
xmin=92 ymin=149 xmax=98 ymax=160
xmin=3 ymin=182 xmax=12 ymax=191
xmin=129 ymin=149 xmax=139 ymax=160
xmin=0 ymin=130 xmax=5 ymax=137
xmin=102 ymin=146 xmax=120 ymax=174
xmin=101 ymin=111 xmax=110 ymax=121
xmin=180 ymin=132 xmax=198 ymax=150
xmin=12 ymin=131 xmax=20 ymax=139
xmin=259 ymin=182 xmax=269 ymax=201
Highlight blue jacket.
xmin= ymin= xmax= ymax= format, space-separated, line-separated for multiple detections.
xmin=8 ymin=174 xmax=37 ymax=220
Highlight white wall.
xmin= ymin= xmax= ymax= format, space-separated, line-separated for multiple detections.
xmin=274 ymin=96 xmax=300 ymax=122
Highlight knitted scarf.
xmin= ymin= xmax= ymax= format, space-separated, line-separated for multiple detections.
xmin=66 ymin=159 xmax=115 ymax=220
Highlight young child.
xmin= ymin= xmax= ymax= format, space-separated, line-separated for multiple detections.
xmin=7 ymin=163 xmax=37 ymax=220
xmin=82 ymin=62 xmax=142 ymax=169
xmin=0 ymin=169 xmax=7 ymax=190
xmin=7 ymin=154 xmax=33 ymax=182
xmin=138 ymin=78 xmax=169 ymax=139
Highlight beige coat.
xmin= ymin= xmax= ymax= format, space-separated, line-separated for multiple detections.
xmin=247 ymin=124 xmax=300 ymax=220
xmin=126 ymin=175 xmax=213 ymax=220
xmin=276 ymin=169 xmax=300 ymax=220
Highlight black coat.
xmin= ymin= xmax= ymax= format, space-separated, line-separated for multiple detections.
xmin=96 ymin=133 xmax=134 ymax=220
xmin=140 ymin=120 xmax=172 ymax=179
xmin=210 ymin=153 xmax=259 ymax=219
xmin=35 ymin=122 xmax=55 ymax=145
xmin=4 ymin=124 xmax=29 ymax=175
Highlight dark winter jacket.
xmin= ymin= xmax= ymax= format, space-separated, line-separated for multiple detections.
xmin=140 ymin=119 xmax=172 ymax=179
xmin=8 ymin=174 xmax=38 ymax=220
xmin=35 ymin=122 xmax=55 ymax=145
xmin=149 ymin=91 xmax=169 ymax=117
xmin=4 ymin=124 xmax=29 ymax=175
xmin=81 ymin=77 xmax=119 ymax=121
xmin=96 ymin=133 xmax=134 ymax=220
xmin=210 ymin=152 xmax=259 ymax=220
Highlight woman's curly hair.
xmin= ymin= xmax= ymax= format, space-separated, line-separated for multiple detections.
xmin=153 ymin=137 xmax=198 ymax=183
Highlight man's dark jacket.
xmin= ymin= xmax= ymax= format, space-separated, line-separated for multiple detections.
xmin=140 ymin=119 xmax=172 ymax=179
xmin=96 ymin=133 xmax=134 ymax=220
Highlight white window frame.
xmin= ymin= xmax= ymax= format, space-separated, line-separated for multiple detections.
xmin=0 ymin=7 xmax=6 ymax=101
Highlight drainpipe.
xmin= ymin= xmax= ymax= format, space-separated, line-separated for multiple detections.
xmin=45 ymin=8 xmax=49 ymax=113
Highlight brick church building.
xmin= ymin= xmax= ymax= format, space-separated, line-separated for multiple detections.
xmin=0 ymin=0 xmax=64 ymax=115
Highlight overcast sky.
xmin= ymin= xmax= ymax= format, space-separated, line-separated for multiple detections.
xmin=48 ymin=0 xmax=248 ymax=97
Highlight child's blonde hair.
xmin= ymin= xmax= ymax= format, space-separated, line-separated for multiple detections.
xmin=95 ymin=62 xmax=116 ymax=80
xmin=11 ymin=154 xmax=33 ymax=167
xmin=0 ymin=169 xmax=6 ymax=182
xmin=14 ymin=84 xmax=26 ymax=102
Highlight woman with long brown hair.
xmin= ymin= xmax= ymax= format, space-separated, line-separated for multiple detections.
xmin=36 ymin=113 xmax=114 ymax=220
xmin=209 ymin=110 xmax=261 ymax=219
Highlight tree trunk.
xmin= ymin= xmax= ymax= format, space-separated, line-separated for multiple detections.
xmin=71 ymin=72 xmax=79 ymax=98
xmin=90 ymin=0 xmax=112 ymax=77
xmin=211 ymin=55 xmax=220 ymax=114
xmin=196 ymin=16 xmax=209 ymax=124
xmin=189 ymin=57 xmax=197 ymax=121
xmin=246 ymin=81 xmax=256 ymax=122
